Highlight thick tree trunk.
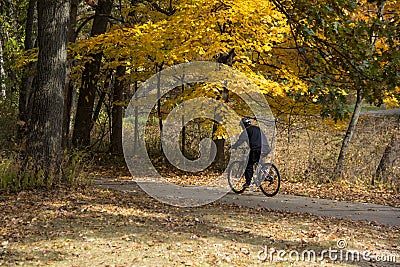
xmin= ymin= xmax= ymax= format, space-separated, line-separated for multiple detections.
xmin=110 ymin=65 xmax=125 ymax=154
xmin=72 ymin=0 xmax=113 ymax=147
xmin=25 ymin=0 xmax=69 ymax=183
xmin=374 ymin=118 xmax=399 ymax=184
xmin=333 ymin=89 xmax=363 ymax=180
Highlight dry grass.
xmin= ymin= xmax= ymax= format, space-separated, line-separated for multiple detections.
xmin=138 ymin=114 xmax=399 ymax=189
xmin=275 ymin=114 xmax=399 ymax=187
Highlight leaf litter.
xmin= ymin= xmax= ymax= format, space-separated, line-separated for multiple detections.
xmin=0 ymin=184 xmax=399 ymax=266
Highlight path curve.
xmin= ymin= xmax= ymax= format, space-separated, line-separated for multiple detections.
xmin=95 ymin=177 xmax=400 ymax=227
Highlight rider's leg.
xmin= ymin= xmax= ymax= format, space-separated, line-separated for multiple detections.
xmin=244 ymin=149 xmax=261 ymax=186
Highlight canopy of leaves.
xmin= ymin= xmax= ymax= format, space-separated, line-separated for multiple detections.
xmin=12 ymin=0 xmax=400 ymax=121
xmin=271 ymin=0 xmax=399 ymax=119
xmin=70 ymin=0 xmax=313 ymax=97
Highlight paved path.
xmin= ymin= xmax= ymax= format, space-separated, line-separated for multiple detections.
xmin=95 ymin=177 xmax=400 ymax=227
xmin=361 ymin=108 xmax=400 ymax=116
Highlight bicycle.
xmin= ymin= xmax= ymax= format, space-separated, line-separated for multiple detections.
xmin=227 ymin=149 xmax=280 ymax=197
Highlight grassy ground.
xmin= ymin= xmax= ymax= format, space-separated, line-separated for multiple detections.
xmin=1 ymin=186 xmax=398 ymax=266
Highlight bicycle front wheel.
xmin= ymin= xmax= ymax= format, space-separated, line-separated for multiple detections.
xmin=258 ymin=163 xmax=280 ymax=197
xmin=227 ymin=161 xmax=246 ymax=194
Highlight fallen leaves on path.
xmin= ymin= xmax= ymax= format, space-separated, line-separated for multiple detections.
xmin=0 ymin=186 xmax=399 ymax=266
xmin=281 ymin=179 xmax=400 ymax=207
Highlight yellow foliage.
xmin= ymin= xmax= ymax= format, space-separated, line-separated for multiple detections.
xmin=383 ymin=87 xmax=400 ymax=108
xmin=70 ymin=0 xmax=300 ymax=98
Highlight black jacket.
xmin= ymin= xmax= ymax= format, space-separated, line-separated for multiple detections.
xmin=232 ymin=125 xmax=271 ymax=154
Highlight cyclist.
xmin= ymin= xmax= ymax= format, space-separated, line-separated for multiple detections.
xmin=231 ymin=117 xmax=271 ymax=188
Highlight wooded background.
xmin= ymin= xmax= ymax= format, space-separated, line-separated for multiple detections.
xmin=0 ymin=0 xmax=398 ymax=191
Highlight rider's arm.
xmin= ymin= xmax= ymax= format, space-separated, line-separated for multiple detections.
xmin=232 ymin=130 xmax=247 ymax=149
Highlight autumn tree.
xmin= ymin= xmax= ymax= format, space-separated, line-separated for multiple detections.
xmin=270 ymin=0 xmax=400 ymax=179
xmin=72 ymin=0 xmax=113 ymax=147
xmin=25 ymin=0 xmax=69 ymax=183
xmin=70 ymin=0 xmax=295 ymax=159
xmin=110 ymin=65 xmax=126 ymax=154
xmin=0 ymin=0 xmax=33 ymax=134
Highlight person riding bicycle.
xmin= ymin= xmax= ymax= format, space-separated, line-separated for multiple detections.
xmin=231 ymin=117 xmax=271 ymax=188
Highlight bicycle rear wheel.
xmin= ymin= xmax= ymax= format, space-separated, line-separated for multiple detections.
xmin=258 ymin=163 xmax=280 ymax=197
xmin=227 ymin=161 xmax=246 ymax=194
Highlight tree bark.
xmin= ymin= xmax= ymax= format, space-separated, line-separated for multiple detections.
xmin=25 ymin=0 xmax=69 ymax=183
xmin=333 ymin=89 xmax=363 ymax=180
xmin=72 ymin=0 xmax=113 ymax=147
xmin=68 ymin=0 xmax=80 ymax=42
xmin=110 ymin=65 xmax=125 ymax=154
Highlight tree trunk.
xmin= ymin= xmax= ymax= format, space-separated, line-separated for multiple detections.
xmin=211 ymin=88 xmax=229 ymax=170
xmin=62 ymin=0 xmax=80 ymax=148
xmin=17 ymin=0 xmax=36 ymax=139
xmin=333 ymin=2 xmax=386 ymax=181
xmin=374 ymin=117 xmax=399 ymax=184
xmin=62 ymin=81 xmax=74 ymax=148
xmin=210 ymin=49 xmax=235 ymax=169
xmin=25 ymin=0 xmax=69 ymax=183
xmin=156 ymin=63 xmax=163 ymax=154
xmin=72 ymin=0 xmax=113 ymax=147
xmin=92 ymin=70 xmax=113 ymax=130
xmin=181 ymin=84 xmax=186 ymax=157
xmin=133 ymin=81 xmax=139 ymax=153
xmin=68 ymin=0 xmax=79 ymax=42
xmin=110 ymin=65 xmax=125 ymax=154
xmin=333 ymin=89 xmax=363 ymax=180
xmin=0 ymin=37 xmax=6 ymax=98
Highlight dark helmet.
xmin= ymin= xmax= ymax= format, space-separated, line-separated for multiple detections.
xmin=241 ymin=117 xmax=251 ymax=127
